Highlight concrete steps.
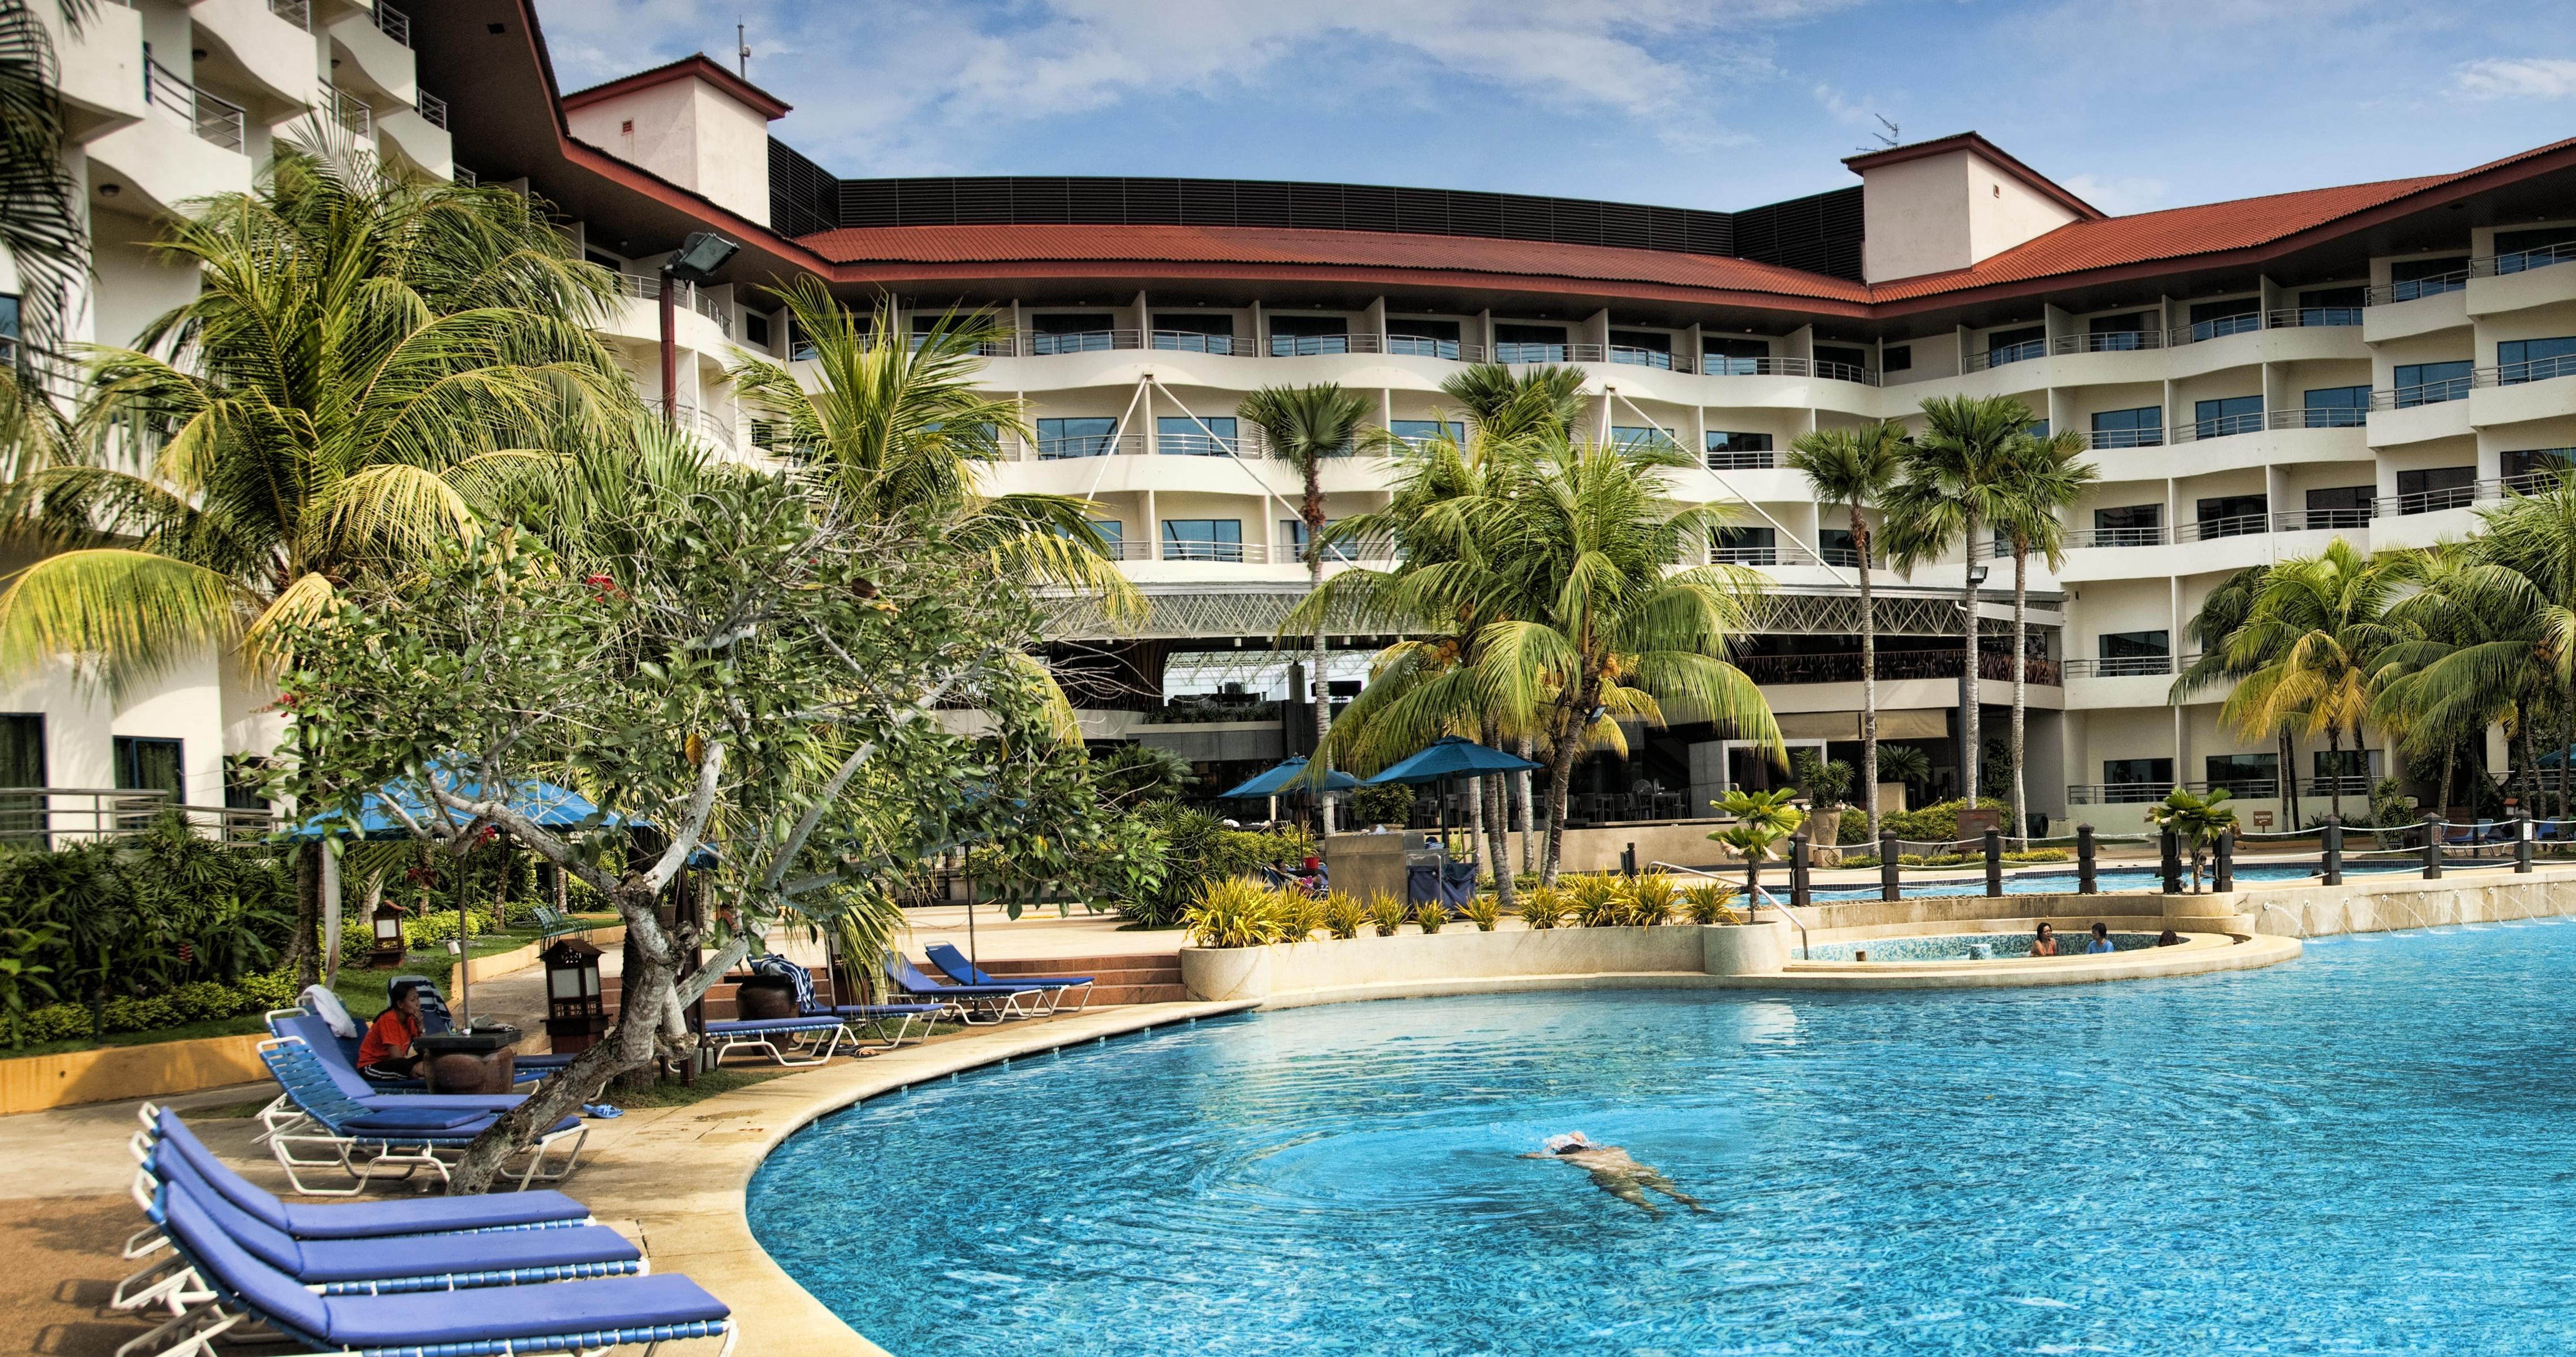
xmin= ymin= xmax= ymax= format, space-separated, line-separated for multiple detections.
xmin=979 ymin=953 xmax=1186 ymax=1006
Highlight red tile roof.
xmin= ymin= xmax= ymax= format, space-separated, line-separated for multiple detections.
xmin=795 ymin=222 xmax=1873 ymax=303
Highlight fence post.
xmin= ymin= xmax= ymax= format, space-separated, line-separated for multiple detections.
xmin=2160 ymin=828 xmax=2182 ymax=894
xmin=2322 ymin=815 xmax=2343 ymax=886
xmin=2517 ymin=810 xmax=2535 ymax=874
xmin=1982 ymin=827 xmax=2004 ymax=897
xmin=2213 ymin=828 xmax=2234 ymax=893
xmin=2421 ymin=812 xmax=2443 ymax=879
xmin=1790 ymin=832 xmax=1811 ymax=913
xmin=1621 ymin=842 xmax=1636 ymax=877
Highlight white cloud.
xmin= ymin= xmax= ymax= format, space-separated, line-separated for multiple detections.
xmin=2059 ymin=173 xmax=2172 ymax=217
xmin=2451 ymin=58 xmax=2576 ymax=100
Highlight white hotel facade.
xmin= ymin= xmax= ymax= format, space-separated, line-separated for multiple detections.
xmin=8 ymin=0 xmax=2576 ymax=838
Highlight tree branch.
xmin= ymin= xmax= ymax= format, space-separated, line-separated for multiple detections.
xmin=427 ymin=786 xmax=618 ymax=897
xmin=643 ymin=741 xmax=724 ymax=892
xmin=759 ymin=663 xmax=969 ymax=890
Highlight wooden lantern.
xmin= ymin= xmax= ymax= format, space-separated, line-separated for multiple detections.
xmin=367 ymin=901 xmax=407 ymax=968
xmin=540 ymin=937 xmax=606 ymax=1054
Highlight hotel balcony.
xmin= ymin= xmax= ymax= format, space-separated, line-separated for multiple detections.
xmin=2366 ymin=378 xmax=2473 ymax=446
xmin=86 ymin=49 xmax=252 ymax=217
xmin=2468 ymin=355 xmax=2576 ymax=429
xmin=2361 ymin=273 xmax=2470 ymax=343
xmin=2465 ymin=242 xmax=2576 ymax=316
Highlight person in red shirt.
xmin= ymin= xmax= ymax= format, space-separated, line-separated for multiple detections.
xmin=357 ymin=981 xmax=425 ymax=1081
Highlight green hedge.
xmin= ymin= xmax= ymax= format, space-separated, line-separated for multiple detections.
xmin=11 ymin=971 xmax=301 ymax=1047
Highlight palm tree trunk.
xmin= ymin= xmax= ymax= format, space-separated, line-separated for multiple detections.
xmin=2282 ymin=730 xmax=2301 ymax=828
xmin=1482 ymin=773 xmax=1516 ymax=909
xmin=1540 ymin=700 xmax=1584 ymax=888
xmin=1515 ymin=734 xmax=1536 ymax=875
xmin=2438 ymin=743 xmax=2455 ymax=824
xmin=1467 ymin=765 xmax=1485 ymax=878
xmin=2522 ymin=722 xmax=2543 ymax=821
xmin=2009 ymin=542 xmax=2029 ymax=843
xmin=1307 ymin=469 xmax=1333 ymax=835
xmin=1856 ymin=504 xmax=1879 ymax=839
xmin=1960 ymin=516 xmax=1982 ymax=805
xmin=2328 ymin=726 xmax=2345 ymax=823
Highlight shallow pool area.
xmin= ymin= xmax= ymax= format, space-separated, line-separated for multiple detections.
xmin=1804 ymin=858 xmax=2430 ymax=901
xmin=751 ymin=921 xmax=2576 ymax=1355
xmin=1797 ymin=929 xmax=2162 ymax=961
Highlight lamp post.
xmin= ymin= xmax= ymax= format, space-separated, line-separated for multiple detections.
xmin=1960 ymin=561 xmax=1990 ymax=802
xmin=367 ymin=900 xmax=406 ymax=968
xmin=657 ymin=231 xmax=740 ymax=428
xmin=540 ymin=937 xmax=607 ymax=1055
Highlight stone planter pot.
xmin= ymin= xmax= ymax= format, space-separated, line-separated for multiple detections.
xmin=732 ymin=975 xmax=798 ymax=1020
xmin=1805 ymin=808 xmax=1844 ymax=868
xmin=1179 ymin=946 xmax=1274 ymax=1002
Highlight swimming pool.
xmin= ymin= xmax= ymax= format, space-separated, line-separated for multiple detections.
xmin=1797 ymin=930 xmax=2162 ymax=961
xmin=751 ymin=923 xmax=2576 ymax=1354
xmin=1805 ymin=858 xmax=2429 ymax=901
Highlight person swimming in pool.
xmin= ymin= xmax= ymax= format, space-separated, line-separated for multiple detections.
xmin=1523 ymin=1133 xmax=1708 ymax=1217
xmin=2086 ymin=922 xmax=2116 ymax=954
xmin=2032 ymin=922 xmax=2059 ymax=957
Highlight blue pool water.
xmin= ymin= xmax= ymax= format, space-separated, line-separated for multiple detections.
xmin=1797 ymin=931 xmax=2160 ymax=961
xmin=751 ymin=923 xmax=2576 ymax=1354
xmin=1805 ymin=860 xmax=2430 ymax=901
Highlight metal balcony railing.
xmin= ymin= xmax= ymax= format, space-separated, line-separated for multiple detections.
xmin=1709 ymin=544 xmax=1777 ymax=566
xmin=269 ymin=0 xmax=310 ymax=28
xmin=144 ymin=52 xmax=246 ymax=152
xmin=1704 ymin=450 xmax=1775 ymax=470
xmin=1023 ymin=328 xmax=1135 ymax=355
xmin=372 ymin=1 xmax=411 ymax=46
xmin=414 ymin=90 xmax=447 ymax=130
xmin=1496 ymin=340 xmax=1587 ymax=364
xmin=2299 ymin=774 xmax=2375 ymax=796
xmin=2477 ymin=353 xmax=2576 ymax=388
xmin=2052 ymin=330 xmax=2164 ymax=355
xmin=1963 ymin=339 xmax=2047 ymax=371
xmin=2168 ymin=312 xmax=2263 ymax=345
xmin=2267 ymin=305 xmax=2366 ymax=329
xmin=1734 ymin=649 xmax=2062 ymax=687
xmin=2365 ymin=271 xmax=2471 ymax=305
xmin=1271 ymin=333 xmax=1371 ymax=356
xmin=2079 ymin=426 xmax=2165 ymax=450
xmin=2063 ymin=655 xmax=2174 ymax=678
xmin=609 ymin=274 xmax=733 ymax=338
xmin=1387 ymin=335 xmax=1482 ymax=361
xmin=326 ymin=84 xmax=371 ymax=139
xmin=1023 ymin=433 xmax=1144 ymax=460
xmin=2065 ymin=525 xmax=2167 ymax=549
xmin=2375 ymin=481 xmax=2495 ymax=518
xmin=1607 ymin=345 xmax=1680 ymax=369
xmin=2183 ymin=409 xmax=2269 ymax=440
xmin=669 ymin=402 xmax=735 ymax=448
xmin=1699 ymin=355 xmax=1879 ymax=384
xmin=453 ymin=165 xmax=478 ymax=188
xmin=2175 ymin=513 xmax=2272 ymax=543
xmin=0 ymin=788 xmax=276 ymax=848
xmin=2471 ymin=240 xmax=2576 ymax=277
xmin=1147 ymin=331 xmax=1250 ymax=355
xmin=1155 ymin=432 xmax=1243 ymax=457
xmin=2371 ymin=378 xmax=2472 ymax=410
xmin=2165 ymin=406 xmax=2372 ymax=442
xmin=2065 ymin=782 xmax=2176 ymax=805
xmin=2276 ymin=508 xmax=2373 ymax=532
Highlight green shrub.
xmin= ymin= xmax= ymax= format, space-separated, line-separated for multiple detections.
xmin=1115 ymin=804 xmax=1316 ymax=927
xmin=1183 ymin=878 xmax=1290 ymax=949
xmin=1352 ymin=783 xmax=1414 ymax=826
xmin=1413 ymin=900 xmax=1446 ymax=933
xmin=1565 ymin=875 xmax=1627 ymax=927
xmin=1680 ymin=881 xmax=1741 ymax=925
xmin=1366 ymin=893 xmax=1409 ymax=937
xmin=1518 ymin=887 xmax=1568 ymax=930
xmin=1321 ymin=891 xmax=1366 ymax=940
xmin=1878 ymin=798 xmax=2008 ymax=845
xmin=7 ymin=967 xmax=306 ymax=1047
xmin=1461 ymin=894 xmax=1502 ymax=932
xmin=1624 ymin=874 xmax=1678 ymax=926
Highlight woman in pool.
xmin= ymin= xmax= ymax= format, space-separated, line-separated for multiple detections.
xmin=2031 ymin=922 xmax=2059 ymax=957
xmin=2157 ymin=928 xmax=2181 ymax=946
xmin=1524 ymin=1133 xmax=1707 ymax=1217
xmin=2086 ymin=922 xmax=2115 ymax=954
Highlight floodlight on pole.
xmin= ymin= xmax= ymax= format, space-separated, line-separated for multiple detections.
xmin=659 ymin=232 xmax=740 ymax=425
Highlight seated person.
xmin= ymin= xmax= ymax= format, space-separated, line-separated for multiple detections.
xmin=2157 ymin=928 xmax=2182 ymax=946
xmin=357 ymin=979 xmax=426 ymax=1082
xmin=2030 ymin=922 xmax=2059 ymax=957
xmin=2086 ymin=922 xmax=2115 ymax=954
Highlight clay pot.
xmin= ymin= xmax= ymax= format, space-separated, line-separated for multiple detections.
xmin=732 ymin=974 xmax=798 ymax=1020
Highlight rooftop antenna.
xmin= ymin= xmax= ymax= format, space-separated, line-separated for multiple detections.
xmin=1860 ymin=114 xmax=1901 ymax=153
xmin=736 ymin=19 xmax=749 ymax=79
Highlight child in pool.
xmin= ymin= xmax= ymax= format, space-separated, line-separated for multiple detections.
xmin=1524 ymin=1133 xmax=1708 ymax=1217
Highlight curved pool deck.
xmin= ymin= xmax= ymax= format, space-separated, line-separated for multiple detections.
xmin=581 ymin=865 xmax=2576 ymax=1354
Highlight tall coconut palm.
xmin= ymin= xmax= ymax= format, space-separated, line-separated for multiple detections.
xmin=2375 ymin=549 xmax=2565 ymax=818
xmin=0 ymin=0 xmax=88 ymax=479
xmin=2472 ymin=474 xmax=2576 ymax=818
xmin=0 ymin=147 xmax=630 ymax=700
xmin=2220 ymin=539 xmax=2415 ymax=822
xmin=1241 ymin=382 xmax=1368 ymax=834
xmin=1439 ymin=362 xmax=1590 ymax=440
xmin=2174 ymin=565 xmax=2303 ymax=826
xmin=1880 ymin=394 xmax=2038 ymax=806
xmin=1989 ymin=429 xmax=2097 ymax=840
xmin=1785 ymin=421 xmax=1906 ymax=837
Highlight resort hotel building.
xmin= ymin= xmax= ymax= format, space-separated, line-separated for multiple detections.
xmin=10 ymin=0 xmax=2576 ymax=838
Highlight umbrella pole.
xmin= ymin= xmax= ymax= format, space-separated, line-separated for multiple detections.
xmin=965 ymin=847 xmax=977 ymax=972
xmin=454 ymin=851 xmax=471 ymax=1028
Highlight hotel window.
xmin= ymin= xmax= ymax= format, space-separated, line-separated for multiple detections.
xmin=2185 ymin=296 xmax=2261 ymax=342
xmin=1880 ymin=344 xmax=1912 ymax=372
xmin=2303 ymin=385 xmax=2370 ymax=428
xmin=2297 ymin=285 xmax=2366 ymax=327
xmin=2494 ymin=227 xmax=2576 ymax=275
xmin=2389 ymin=255 xmax=2469 ymax=301
xmin=2090 ymin=406 xmax=2162 ymax=449
xmin=1160 ymin=519 xmax=1243 ymax=562
xmin=1705 ymin=430 xmax=1774 ymax=470
xmin=743 ymin=311 xmax=771 ymax=349
xmin=2394 ymin=466 xmax=2476 ymax=514
xmin=2205 ymin=753 xmax=2279 ymax=796
xmin=1702 ymin=336 xmax=1768 ymax=375
xmin=1268 ymin=313 xmax=1350 ymax=356
xmin=2090 ymin=504 xmax=2161 ymax=547
xmin=1157 ymin=415 xmax=1236 ymax=456
xmin=2497 ymin=336 xmax=2576 ymax=386
xmin=1710 ymin=526 xmax=1775 ymax=566
xmin=1280 ymin=518 xmax=1353 ymax=562
xmin=114 ymin=736 xmax=184 ymax=822
xmin=2026 ymin=418 xmax=2050 ymax=438
xmin=2195 ymin=494 xmax=2267 ymax=539
xmin=1388 ymin=419 xmax=1463 ymax=447
xmin=2096 ymin=633 xmax=2170 ymax=680
xmin=223 ymin=754 xmax=269 ymax=812
xmin=2312 ymin=749 xmax=2374 ymax=787
xmin=1387 ymin=318 xmax=1461 ymax=360
xmin=1612 ymin=425 xmax=1677 ymax=451
xmin=1029 ymin=312 xmax=1118 ymax=355
xmin=1152 ymin=312 xmax=1237 ymax=354
xmin=1076 ymin=519 xmax=1123 ymax=554
xmin=1493 ymin=323 xmax=1568 ymax=364
xmin=2192 ymin=394 xmax=2263 ymax=440
xmin=2303 ymin=486 xmax=2374 ymax=530
xmin=1819 ymin=527 xmax=1862 ymax=568
xmin=2393 ymin=360 xmax=2472 ymax=407
xmin=2502 ymin=448 xmax=2575 ymax=488
xmin=2102 ymin=757 xmax=2174 ymax=799
xmin=2089 ymin=311 xmax=2155 ymax=350
xmin=1985 ymin=325 xmax=2045 ymax=365
xmin=1608 ymin=329 xmax=1673 ymax=369
xmin=1813 ymin=343 xmax=1869 ymax=376
xmin=1035 ymin=416 xmax=1119 ymax=459
xmin=0 ymin=713 xmax=41 ymax=848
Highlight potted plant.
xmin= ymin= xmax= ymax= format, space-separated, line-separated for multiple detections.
xmin=1788 ymin=750 xmax=1855 ymax=866
xmin=1711 ymin=788 xmax=1805 ymax=897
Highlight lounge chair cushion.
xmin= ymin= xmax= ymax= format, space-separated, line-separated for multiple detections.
xmin=704 ymin=1016 xmax=848 ymax=1034
xmin=829 ymin=1004 xmax=944 ymax=1017
xmin=164 ymin=1162 xmax=640 ymax=1284
xmin=338 ymin=1111 xmax=485 ymax=1133
xmin=151 ymin=1110 xmax=588 ymax=1237
xmin=885 ymin=955 xmax=1040 ymax=997
xmin=926 ymin=943 xmax=1092 ymax=988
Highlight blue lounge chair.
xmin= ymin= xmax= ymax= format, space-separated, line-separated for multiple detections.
xmin=258 ymin=1012 xmax=533 ymax=1141
xmin=255 ymin=1037 xmax=588 ymax=1195
xmin=883 ymin=954 xmax=1047 ymax=1024
xmin=739 ymin=954 xmax=943 ymax=1047
xmin=135 ymin=1188 xmax=733 ymax=1357
xmin=2447 ymin=820 xmax=2490 ymax=845
xmin=925 ymin=943 xmax=1094 ymax=1015
xmin=135 ymin=1106 xmax=592 ymax=1235
xmin=698 ymin=1014 xmax=859 ymax=1068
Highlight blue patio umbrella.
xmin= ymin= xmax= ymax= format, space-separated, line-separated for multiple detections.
xmin=1220 ymin=756 xmax=1359 ymax=799
xmin=1362 ymin=735 xmax=1543 ymax=786
xmin=285 ymin=764 xmax=627 ymax=841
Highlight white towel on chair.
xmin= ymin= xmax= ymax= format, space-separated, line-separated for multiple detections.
xmin=300 ymin=984 xmax=358 ymax=1038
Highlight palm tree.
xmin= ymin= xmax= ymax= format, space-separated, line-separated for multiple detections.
xmin=0 ymin=0 xmax=88 ymax=480
xmin=1990 ymin=429 xmax=2098 ymax=840
xmin=2374 ymin=549 xmax=2564 ymax=820
xmin=1240 ymin=383 xmax=1368 ymax=834
xmin=1881 ymin=395 xmax=2037 ymax=809
xmin=0 ymin=147 xmax=630 ymax=700
xmin=2220 ymin=540 xmax=2415 ymax=822
xmin=1874 ymin=743 xmax=1932 ymax=810
xmin=1712 ymin=787 xmax=1804 ymax=897
xmin=2471 ymin=474 xmax=2576 ymax=819
xmin=1439 ymin=362 xmax=1590 ymax=440
xmin=1785 ymin=421 xmax=1906 ymax=837
xmin=731 ymin=280 xmax=1135 ymax=613
xmin=2173 ymin=566 xmax=2301 ymax=825
xmin=2148 ymin=786 xmax=2237 ymax=891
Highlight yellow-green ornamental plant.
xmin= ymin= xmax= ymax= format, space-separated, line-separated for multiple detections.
xmin=1461 ymin=893 xmax=1502 ymax=931
xmin=1321 ymin=891 xmax=1367 ymax=940
xmin=1566 ymin=874 xmax=1627 ymax=928
xmin=1414 ymin=900 xmax=1447 ymax=933
xmin=1366 ymin=893 xmax=1409 ymax=937
xmin=1518 ymin=885 xmax=1569 ymax=929
xmin=1624 ymin=873 xmax=1678 ymax=926
xmin=1184 ymin=878 xmax=1289 ymax=949
xmin=1681 ymin=881 xmax=1742 ymax=925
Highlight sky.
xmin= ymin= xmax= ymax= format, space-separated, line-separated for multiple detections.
xmin=531 ymin=1 xmax=2576 ymax=219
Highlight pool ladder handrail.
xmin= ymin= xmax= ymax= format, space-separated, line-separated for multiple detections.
xmin=1647 ymin=861 xmax=1810 ymax=959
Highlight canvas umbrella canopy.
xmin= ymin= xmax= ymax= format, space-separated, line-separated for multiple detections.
xmin=1361 ymin=737 xmax=1544 ymax=856
xmin=1220 ymin=756 xmax=1359 ymax=799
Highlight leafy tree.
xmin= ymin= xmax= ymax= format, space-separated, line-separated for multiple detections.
xmin=2219 ymin=540 xmax=2414 ymax=823
xmin=1788 ymin=748 xmax=1854 ymax=808
xmin=2148 ymin=786 xmax=2239 ymax=892
xmin=1873 ymin=743 xmax=1932 ymax=809
xmin=1990 ymin=429 xmax=2097 ymax=838
xmin=2469 ymin=474 xmax=2576 ymax=819
xmin=1240 ymin=382 xmax=1369 ymax=834
xmin=0 ymin=0 xmax=87 ymax=479
xmin=2173 ymin=566 xmax=2300 ymax=825
xmin=1786 ymin=421 xmax=1906 ymax=836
